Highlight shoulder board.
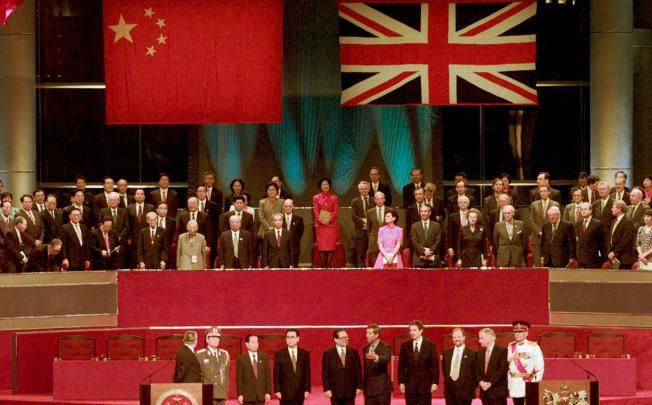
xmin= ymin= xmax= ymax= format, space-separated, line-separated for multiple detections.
xmin=527 ymin=341 xmax=538 ymax=346
xmin=196 ymin=349 xmax=207 ymax=353
xmin=219 ymin=348 xmax=229 ymax=356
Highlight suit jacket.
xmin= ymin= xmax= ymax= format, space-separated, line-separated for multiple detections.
xmin=61 ymin=222 xmax=90 ymax=270
xmin=63 ymin=205 xmax=94 ymax=228
xmin=398 ymin=338 xmax=439 ymax=394
xmin=3 ymin=229 xmax=28 ymax=273
xmin=446 ymin=194 xmax=476 ymax=214
xmin=626 ymin=203 xmax=650 ymax=229
xmin=257 ymin=198 xmax=284 ymax=238
xmin=370 ymin=182 xmax=393 ymax=207
xmin=607 ymin=216 xmax=636 ymax=266
xmin=529 ymin=187 xmax=562 ymax=204
xmin=41 ymin=209 xmax=64 ymax=243
xmin=149 ymin=188 xmax=179 ymax=218
xmin=262 ymin=227 xmax=293 ymax=268
xmin=485 ymin=208 xmax=519 ymax=242
xmin=176 ymin=232 xmax=206 ymax=270
xmin=219 ymin=229 xmax=254 ymax=269
xmin=366 ymin=206 xmax=392 ymax=254
xmin=0 ymin=216 xmax=13 ymax=237
xmin=529 ymin=199 xmax=561 ymax=237
xmin=403 ymin=183 xmax=423 ymax=208
xmin=273 ymin=348 xmax=311 ymax=400
xmin=322 ymin=347 xmax=362 ymax=399
xmin=205 ymin=186 xmax=224 ymax=213
xmin=483 ymin=194 xmax=501 ymax=215
xmin=424 ymin=197 xmax=446 ymax=223
xmin=493 ymin=220 xmax=528 ymax=267
xmin=173 ymin=345 xmax=201 ymax=383
xmin=27 ymin=243 xmax=64 ymax=272
xmin=442 ymin=346 xmax=477 ymax=400
xmin=283 ymin=213 xmax=304 ymax=267
xmin=92 ymin=192 xmax=111 ymax=219
xmin=17 ymin=209 xmax=45 ymax=245
xmin=410 ymin=220 xmax=441 ymax=266
xmin=541 ymin=220 xmax=577 ymax=267
xmin=90 ymin=228 xmax=121 ymax=270
xmin=592 ymin=197 xmax=614 ymax=230
xmin=562 ymin=203 xmax=583 ymax=225
xmin=177 ymin=210 xmax=212 ymax=246
xmin=582 ymin=188 xmax=598 ymax=204
xmin=220 ymin=210 xmax=255 ymax=235
xmin=127 ymin=203 xmax=155 ymax=241
xmin=405 ymin=203 xmax=437 ymax=243
xmin=475 ymin=345 xmax=508 ymax=400
xmin=98 ymin=206 xmax=129 ymax=241
xmin=350 ymin=196 xmax=371 ymax=240
xmin=236 ymin=352 xmax=272 ymax=401
xmin=136 ymin=226 xmax=167 ymax=268
xmin=610 ymin=190 xmax=631 ymax=205
xmin=198 ymin=199 xmax=220 ymax=245
xmin=362 ymin=340 xmax=392 ymax=396
xmin=118 ymin=193 xmax=135 ymax=210
xmin=575 ymin=218 xmax=605 ymax=268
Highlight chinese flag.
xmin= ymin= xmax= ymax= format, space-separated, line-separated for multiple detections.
xmin=1 ymin=0 xmax=22 ymax=25
xmin=103 ymin=0 xmax=282 ymax=124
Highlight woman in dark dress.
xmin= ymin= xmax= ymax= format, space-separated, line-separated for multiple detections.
xmin=457 ymin=208 xmax=487 ymax=267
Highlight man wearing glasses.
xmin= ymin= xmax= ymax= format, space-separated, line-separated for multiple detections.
xmin=322 ymin=329 xmax=362 ymax=405
xmin=507 ymin=321 xmax=544 ymax=405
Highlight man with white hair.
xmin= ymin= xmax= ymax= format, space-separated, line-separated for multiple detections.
xmin=137 ymin=211 xmax=167 ymax=269
xmin=447 ymin=196 xmax=471 ymax=263
xmin=540 ymin=206 xmax=577 ymax=267
xmin=625 ymin=188 xmax=649 ymax=229
xmin=219 ymin=214 xmax=253 ymax=269
xmin=592 ymin=181 xmax=614 ymax=230
xmin=493 ymin=205 xmax=528 ymax=267
xmin=177 ymin=196 xmax=212 ymax=253
xmin=529 ymin=185 xmax=560 ymax=267
xmin=176 ymin=219 xmax=206 ymax=270
xmin=575 ymin=202 xmax=605 ymax=268
xmin=350 ymin=181 xmax=371 ymax=268
xmin=475 ymin=328 xmax=508 ymax=405
xmin=99 ymin=191 xmax=129 ymax=267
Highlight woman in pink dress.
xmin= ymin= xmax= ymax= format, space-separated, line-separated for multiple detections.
xmin=374 ymin=210 xmax=404 ymax=269
xmin=313 ymin=177 xmax=339 ymax=268
xmin=643 ymin=177 xmax=652 ymax=204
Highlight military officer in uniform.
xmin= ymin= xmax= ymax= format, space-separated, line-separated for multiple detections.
xmin=507 ymin=321 xmax=544 ymax=405
xmin=196 ymin=327 xmax=230 ymax=405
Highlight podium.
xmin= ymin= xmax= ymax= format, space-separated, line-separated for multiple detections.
xmin=526 ymin=380 xmax=599 ymax=405
xmin=140 ymin=383 xmax=213 ymax=405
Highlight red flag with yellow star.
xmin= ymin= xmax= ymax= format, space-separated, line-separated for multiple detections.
xmin=103 ymin=0 xmax=282 ymax=124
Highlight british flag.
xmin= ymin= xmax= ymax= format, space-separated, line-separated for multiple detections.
xmin=338 ymin=0 xmax=537 ymax=106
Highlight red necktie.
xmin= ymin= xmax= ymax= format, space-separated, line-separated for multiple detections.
xmin=104 ymin=233 xmax=110 ymax=252
xmin=151 ymin=229 xmax=155 ymax=242
xmin=252 ymin=354 xmax=258 ymax=378
xmin=582 ymin=220 xmax=588 ymax=234
xmin=137 ymin=205 xmax=142 ymax=220
xmin=276 ymin=230 xmax=281 ymax=246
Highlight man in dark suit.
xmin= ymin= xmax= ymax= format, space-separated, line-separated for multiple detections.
xmin=90 ymin=217 xmax=121 ymax=270
xmin=61 ymin=208 xmax=91 ymax=271
xmin=528 ymin=172 xmax=562 ymax=204
xmin=116 ymin=179 xmax=135 ymax=210
xmin=322 ymin=329 xmax=362 ymax=405
xmin=64 ymin=190 xmax=94 ymax=228
xmin=447 ymin=196 xmax=471 ymax=264
xmin=366 ymin=192 xmax=392 ymax=266
xmin=626 ymin=188 xmax=649 ymax=229
xmin=576 ymin=202 xmax=606 ymax=268
xmin=262 ymin=213 xmax=293 ymax=268
xmin=17 ymin=194 xmax=44 ymax=253
xmin=406 ymin=188 xmax=435 ymax=244
xmin=173 ymin=330 xmax=201 ymax=383
xmin=583 ymin=175 xmax=600 ymax=204
xmin=350 ymin=182 xmax=371 ymax=268
xmin=592 ymin=181 xmax=614 ymax=231
xmin=99 ymin=192 xmax=129 ymax=268
xmin=148 ymin=173 xmax=179 ymax=218
xmin=445 ymin=172 xmax=478 ymax=202
xmin=476 ymin=328 xmax=508 ymax=405
xmin=540 ymin=206 xmax=577 ymax=268
xmin=28 ymin=239 xmax=64 ymax=272
xmin=606 ymin=200 xmax=636 ymax=269
xmin=447 ymin=181 xmax=477 ymax=213
xmin=127 ymin=189 xmax=155 ymax=267
xmin=136 ymin=212 xmax=167 ymax=269
xmin=203 ymin=171 xmax=224 ymax=213
xmin=92 ymin=176 xmax=114 ymax=220
xmin=282 ymin=199 xmax=304 ymax=268
xmin=402 ymin=168 xmax=424 ymax=208
xmin=42 ymin=194 xmax=64 ymax=243
xmin=483 ymin=178 xmax=505 ymax=216
xmin=274 ymin=329 xmax=311 ymax=405
xmin=177 ymin=197 xmax=212 ymax=252
xmin=73 ymin=175 xmax=95 ymax=211
xmin=411 ymin=205 xmax=441 ymax=267
xmin=3 ymin=216 xmax=30 ymax=273
xmin=220 ymin=196 xmax=254 ymax=234
xmin=398 ymin=320 xmax=439 ymax=405
xmin=219 ymin=215 xmax=254 ymax=269
xmin=423 ymin=183 xmax=446 ymax=223
xmin=369 ymin=167 xmax=393 ymax=207
xmin=236 ymin=334 xmax=272 ymax=405
xmin=197 ymin=185 xmax=220 ymax=257
xmin=155 ymin=202 xmax=177 ymax=269
xmin=568 ymin=171 xmax=588 ymax=201
xmin=442 ymin=328 xmax=476 ymax=405
xmin=610 ymin=177 xmax=631 ymax=205
xmin=362 ymin=324 xmax=392 ymax=405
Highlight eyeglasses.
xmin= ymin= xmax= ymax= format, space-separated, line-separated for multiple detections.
xmin=337 ymin=336 xmax=349 ymax=340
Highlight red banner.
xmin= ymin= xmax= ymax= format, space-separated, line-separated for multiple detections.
xmin=103 ymin=0 xmax=282 ymax=124
xmin=0 ymin=0 xmax=22 ymax=25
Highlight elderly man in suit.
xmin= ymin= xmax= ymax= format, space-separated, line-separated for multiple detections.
xmin=529 ymin=185 xmax=560 ymax=265
xmin=61 ymin=208 xmax=91 ymax=271
xmin=219 ymin=215 xmax=254 ymax=269
xmin=563 ymin=188 xmax=584 ymax=224
xmin=127 ymin=189 xmax=155 ymax=267
xmin=90 ymin=217 xmax=121 ymax=270
xmin=540 ymin=206 xmax=577 ymax=268
xmin=606 ymin=200 xmax=636 ymax=269
xmin=17 ymin=194 xmax=44 ymax=255
xmin=42 ymin=194 xmax=64 ymax=243
xmin=156 ymin=202 xmax=177 ymax=269
xmin=366 ymin=192 xmax=391 ymax=266
xmin=177 ymin=220 xmax=207 ymax=270
xmin=442 ymin=328 xmax=476 ymax=405
xmin=136 ymin=212 xmax=167 ymax=270
xmin=592 ymin=181 xmax=614 ymax=231
xmin=483 ymin=178 xmax=505 ymax=216
xmin=626 ymin=188 xmax=649 ymax=229
xmin=282 ymin=199 xmax=304 ymax=268
xmin=369 ymin=167 xmax=393 ymax=208
xmin=274 ymin=329 xmax=311 ymax=405
xmin=322 ymin=329 xmax=362 ymax=405
xmin=493 ymin=205 xmax=528 ymax=267
xmin=4 ymin=216 xmax=30 ymax=273
xmin=99 ymin=192 xmax=129 ymax=268
xmin=28 ymin=239 xmax=65 ymax=272
xmin=475 ymin=328 xmax=508 ymax=405
xmin=350 ymin=181 xmax=371 ymax=268
xmin=398 ymin=320 xmax=439 ymax=405
xmin=362 ymin=324 xmax=392 ymax=405
xmin=262 ymin=213 xmax=293 ymax=268
xmin=236 ymin=334 xmax=271 ymax=405
xmin=576 ymin=202 xmax=605 ymax=268
xmin=174 ymin=330 xmax=201 ymax=383
xmin=220 ymin=196 xmax=254 ymax=234
xmin=411 ymin=205 xmax=441 ymax=267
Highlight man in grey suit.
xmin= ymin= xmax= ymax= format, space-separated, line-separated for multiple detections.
xmin=626 ymin=188 xmax=649 ymax=229
xmin=563 ymin=189 xmax=583 ymax=224
xmin=366 ymin=192 xmax=391 ymax=266
xmin=410 ymin=205 xmax=441 ymax=267
xmin=350 ymin=181 xmax=371 ymax=268
xmin=529 ymin=185 xmax=560 ymax=266
xmin=177 ymin=220 xmax=207 ymax=270
xmin=493 ymin=205 xmax=528 ymax=267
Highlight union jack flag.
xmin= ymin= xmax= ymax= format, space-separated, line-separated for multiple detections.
xmin=338 ymin=0 xmax=537 ymax=106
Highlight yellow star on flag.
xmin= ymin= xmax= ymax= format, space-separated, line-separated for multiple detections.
xmin=108 ymin=14 xmax=137 ymax=44
xmin=146 ymin=46 xmax=157 ymax=56
xmin=157 ymin=34 xmax=167 ymax=45
xmin=144 ymin=7 xmax=154 ymax=18
xmin=156 ymin=18 xmax=166 ymax=28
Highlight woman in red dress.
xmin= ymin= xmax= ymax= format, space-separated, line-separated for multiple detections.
xmin=312 ymin=177 xmax=339 ymax=268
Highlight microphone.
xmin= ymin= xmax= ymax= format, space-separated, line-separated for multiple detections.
xmin=140 ymin=359 xmax=174 ymax=384
xmin=565 ymin=355 xmax=598 ymax=381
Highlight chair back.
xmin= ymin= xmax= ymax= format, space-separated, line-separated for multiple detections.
xmin=495 ymin=332 xmax=514 ymax=348
xmin=106 ymin=335 xmax=145 ymax=360
xmin=587 ymin=332 xmax=624 ymax=358
xmin=538 ymin=332 xmax=576 ymax=357
xmin=258 ymin=333 xmax=286 ymax=359
xmin=57 ymin=335 xmax=96 ymax=360
xmin=155 ymin=334 xmax=184 ymax=360
xmin=219 ymin=334 xmax=242 ymax=359
xmin=441 ymin=333 xmax=480 ymax=352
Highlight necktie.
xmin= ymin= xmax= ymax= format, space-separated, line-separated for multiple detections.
xmin=233 ymin=232 xmax=239 ymax=257
xmin=552 ymin=223 xmax=558 ymax=241
xmin=291 ymin=350 xmax=297 ymax=372
xmin=73 ymin=223 xmax=83 ymax=245
xmin=104 ymin=233 xmax=110 ymax=252
xmin=574 ymin=206 xmax=580 ymax=222
xmin=28 ymin=211 xmax=35 ymax=223
xmin=617 ymin=192 xmax=622 ymax=201
xmin=159 ymin=217 xmax=164 ymax=228
xmin=377 ymin=207 xmax=382 ymax=225
xmin=627 ymin=206 xmax=634 ymax=220
xmin=340 ymin=349 xmax=346 ymax=366
xmin=413 ymin=342 xmax=419 ymax=361
xmin=507 ymin=221 xmax=513 ymax=239
xmin=610 ymin=218 xmax=620 ymax=246
xmin=112 ymin=209 xmax=117 ymax=223
xmin=137 ymin=205 xmax=142 ymax=220
xmin=252 ymin=354 xmax=258 ymax=378
xmin=423 ymin=221 xmax=428 ymax=234
xmin=122 ymin=195 xmax=127 ymax=207
xmin=200 ymin=201 xmax=205 ymax=212
xmin=362 ymin=197 xmax=367 ymax=212
xmin=542 ymin=200 xmax=548 ymax=220
xmin=151 ymin=228 xmax=155 ymax=242
xmin=484 ymin=349 xmax=491 ymax=373
xmin=162 ymin=189 xmax=167 ymax=202
xmin=286 ymin=215 xmax=291 ymax=231
xmin=583 ymin=220 xmax=588 ymax=233
xmin=50 ymin=211 xmax=55 ymax=220
xmin=450 ymin=348 xmax=461 ymax=381
xmin=191 ymin=211 xmax=196 ymax=221
xmin=276 ymin=230 xmax=281 ymax=246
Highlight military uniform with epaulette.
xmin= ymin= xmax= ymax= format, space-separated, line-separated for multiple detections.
xmin=196 ymin=327 xmax=230 ymax=405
